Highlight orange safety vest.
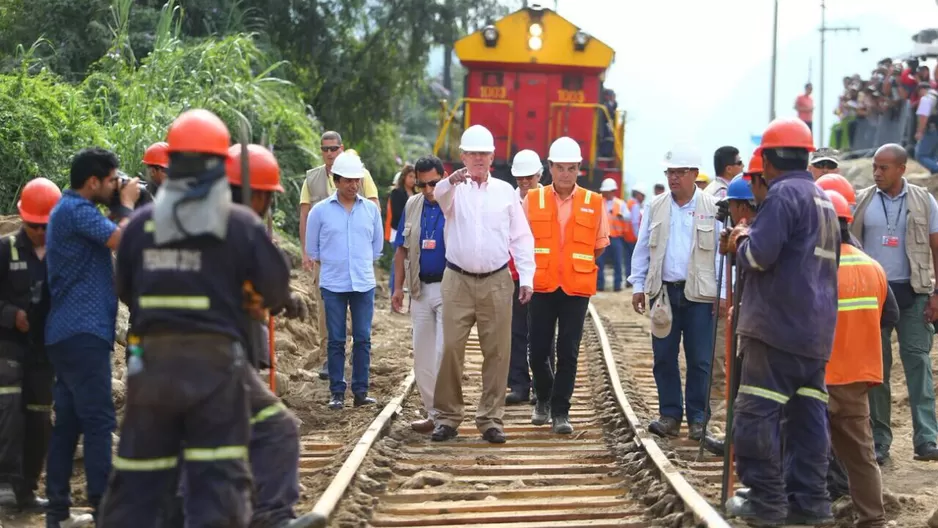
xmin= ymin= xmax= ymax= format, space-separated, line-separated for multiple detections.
xmin=526 ymin=185 xmax=604 ymax=297
xmin=384 ymin=198 xmax=393 ymax=242
xmin=608 ymin=198 xmax=637 ymax=243
xmin=825 ymin=244 xmax=888 ymax=387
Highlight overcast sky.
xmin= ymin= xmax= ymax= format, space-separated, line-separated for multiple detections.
xmin=553 ymin=0 xmax=936 ymax=191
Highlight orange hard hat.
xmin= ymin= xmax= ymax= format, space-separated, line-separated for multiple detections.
xmin=142 ymin=141 xmax=170 ymax=168
xmin=754 ymin=118 xmax=816 ymax=157
xmin=824 ymin=190 xmax=852 ymax=223
xmin=816 ymin=173 xmax=856 ymax=205
xmin=744 ymin=153 xmax=763 ymax=175
xmin=166 ymin=109 xmax=230 ymax=157
xmin=226 ymin=144 xmax=284 ymax=192
xmin=18 ymin=177 xmax=62 ymax=224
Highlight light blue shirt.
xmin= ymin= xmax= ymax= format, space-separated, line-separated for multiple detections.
xmin=859 ymin=179 xmax=938 ymax=282
xmin=628 ymin=189 xmax=723 ymax=294
xmin=306 ymin=192 xmax=384 ymax=293
xmin=630 ymin=202 xmax=643 ymax=236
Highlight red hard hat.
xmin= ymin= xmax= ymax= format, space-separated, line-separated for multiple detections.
xmin=816 ymin=174 xmax=856 ymax=205
xmin=754 ymin=118 xmax=816 ymax=156
xmin=744 ymin=153 xmax=763 ymax=175
xmin=141 ymin=141 xmax=170 ymax=168
xmin=166 ymin=109 xmax=230 ymax=157
xmin=226 ymin=144 xmax=284 ymax=193
xmin=824 ymin=190 xmax=853 ymax=223
xmin=18 ymin=177 xmax=62 ymax=224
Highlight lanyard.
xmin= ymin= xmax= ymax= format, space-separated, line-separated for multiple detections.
xmin=422 ymin=206 xmax=443 ymax=240
xmin=880 ymin=193 xmax=906 ymax=235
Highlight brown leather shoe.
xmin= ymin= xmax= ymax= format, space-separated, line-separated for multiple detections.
xmin=411 ymin=418 xmax=434 ymax=434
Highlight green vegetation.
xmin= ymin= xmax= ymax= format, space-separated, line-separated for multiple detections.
xmin=0 ymin=0 xmax=518 ymax=237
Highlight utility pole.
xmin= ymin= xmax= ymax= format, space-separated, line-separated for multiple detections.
xmin=770 ymin=0 xmax=779 ymax=121
xmin=819 ymin=0 xmax=859 ymax=147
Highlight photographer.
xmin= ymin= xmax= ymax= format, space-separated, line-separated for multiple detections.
xmin=107 ymin=171 xmax=152 ymax=223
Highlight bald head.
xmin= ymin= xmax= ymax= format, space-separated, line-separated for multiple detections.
xmin=875 ymin=143 xmax=908 ymax=165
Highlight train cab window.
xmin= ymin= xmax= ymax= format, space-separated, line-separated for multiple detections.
xmin=561 ymin=75 xmax=583 ymax=91
xmin=482 ymin=72 xmax=504 ymax=87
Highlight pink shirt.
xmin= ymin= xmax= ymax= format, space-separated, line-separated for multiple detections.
xmin=796 ymin=94 xmax=814 ymax=122
xmin=434 ymin=175 xmax=535 ymax=288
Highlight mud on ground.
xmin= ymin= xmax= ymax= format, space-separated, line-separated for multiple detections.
xmin=591 ymin=288 xmax=938 ymax=528
xmin=0 ymin=215 xmax=416 ymax=525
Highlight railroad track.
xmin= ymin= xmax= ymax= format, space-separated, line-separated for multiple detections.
xmin=302 ymin=304 xmax=733 ymax=528
xmin=600 ymin=316 xmax=744 ymax=509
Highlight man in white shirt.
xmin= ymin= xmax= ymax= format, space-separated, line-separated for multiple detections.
xmin=430 ymin=126 xmax=536 ymax=444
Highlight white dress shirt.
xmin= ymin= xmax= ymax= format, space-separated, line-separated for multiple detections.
xmin=434 ymin=174 xmax=535 ymax=288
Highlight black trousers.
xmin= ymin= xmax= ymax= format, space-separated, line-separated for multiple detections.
xmin=508 ymin=280 xmax=531 ymax=395
xmin=528 ymin=289 xmax=590 ymax=417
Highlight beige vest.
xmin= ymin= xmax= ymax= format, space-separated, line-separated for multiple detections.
xmin=401 ymin=194 xmax=428 ymax=300
xmin=704 ymin=178 xmax=728 ymax=197
xmin=850 ymin=181 xmax=933 ymax=294
xmin=304 ymin=165 xmax=364 ymax=205
xmin=644 ymin=190 xmax=719 ymax=303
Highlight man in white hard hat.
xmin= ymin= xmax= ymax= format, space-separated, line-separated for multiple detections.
xmin=628 ymin=144 xmax=721 ymax=440
xmin=430 ymin=125 xmax=535 ymax=444
xmin=505 ymin=149 xmax=544 ymax=405
xmin=630 ymin=186 xmax=647 ymax=244
xmin=523 ymin=137 xmax=610 ymax=434
xmin=596 ymin=178 xmax=629 ymax=292
xmin=306 ymin=151 xmax=384 ymax=411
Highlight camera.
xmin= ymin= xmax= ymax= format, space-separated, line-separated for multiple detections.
xmin=716 ymin=198 xmax=730 ymax=223
xmin=110 ymin=170 xmax=152 ymax=212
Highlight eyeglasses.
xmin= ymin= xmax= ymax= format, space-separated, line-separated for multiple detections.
xmin=813 ymin=161 xmax=838 ymax=170
xmin=663 ymin=169 xmax=693 ymax=179
xmin=732 ymin=160 xmax=744 ymax=166
xmin=25 ymin=223 xmax=47 ymax=230
xmin=415 ymin=180 xmax=441 ymax=189
xmin=321 ymin=146 xmax=341 ymax=153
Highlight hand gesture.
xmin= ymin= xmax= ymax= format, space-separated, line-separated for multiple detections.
xmin=725 ymin=219 xmax=750 ymax=255
xmin=120 ymin=177 xmax=141 ymax=208
xmin=518 ymin=286 xmax=533 ymax=305
xmin=448 ymin=167 xmax=470 ymax=185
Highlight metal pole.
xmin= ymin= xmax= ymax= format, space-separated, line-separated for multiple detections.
xmin=770 ymin=0 xmax=779 ymax=121
xmin=820 ymin=0 xmax=826 ymax=147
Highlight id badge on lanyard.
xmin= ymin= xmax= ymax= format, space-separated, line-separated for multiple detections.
xmin=880 ymin=194 xmax=905 ymax=249
xmin=421 ymin=239 xmax=437 ymax=250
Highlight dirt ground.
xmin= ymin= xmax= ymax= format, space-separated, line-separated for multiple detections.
xmin=591 ymin=286 xmax=938 ymax=528
xmin=0 ymin=213 xmax=416 ymax=526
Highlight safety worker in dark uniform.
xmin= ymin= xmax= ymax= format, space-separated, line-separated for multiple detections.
xmin=722 ymin=118 xmax=840 ymax=526
xmin=142 ymin=141 xmax=170 ymax=195
xmin=0 ymin=178 xmax=61 ymax=513
xmin=97 ymin=109 xmax=292 ymax=527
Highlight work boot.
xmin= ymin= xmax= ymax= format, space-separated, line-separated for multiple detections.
xmin=411 ymin=418 xmax=434 ymax=434
xmin=353 ymin=393 xmax=376 ymax=407
xmin=687 ymin=422 xmax=704 ymax=441
xmin=328 ymin=394 xmax=344 ymax=410
xmin=531 ymin=401 xmax=550 ymax=426
xmin=724 ymin=496 xmax=785 ymax=527
xmin=430 ymin=424 xmax=458 ymax=442
xmin=505 ymin=389 xmax=529 ymax=405
xmin=318 ymin=361 xmax=328 ymax=380
xmin=874 ymin=444 xmax=890 ymax=465
xmin=279 ymin=513 xmax=318 ymax=528
xmin=16 ymin=493 xmax=49 ymax=513
xmin=0 ymin=483 xmax=15 ymax=506
xmin=701 ymin=434 xmax=725 ymax=456
xmin=49 ymin=513 xmax=95 ymax=528
xmin=735 ymin=488 xmax=751 ymax=500
xmin=552 ymin=416 xmax=574 ymax=435
xmin=786 ymin=507 xmax=834 ymax=525
xmin=648 ymin=416 xmax=680 ymax=438
xmin=914 ymin=442 xmax=938 ymax=461
xmin=482 ymin=427 xmax=506 ymax=444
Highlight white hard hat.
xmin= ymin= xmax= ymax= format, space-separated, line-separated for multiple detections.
xmin=331 ymin=152 xmax=366 ymax=179
xmin=662 ymin=143 xmax=702 ymax=170
xmin=599 ymin=178 xmax=618 ymax=192
xmin=459 ymin=125 xmax=496 ymax=153
xmin=392 ymin=171 xmax=401 ymax=185
xmin=511 ymin=149 xmax=543 ymax=177
xmin=548 ymin=137 xmax=583 ymax=163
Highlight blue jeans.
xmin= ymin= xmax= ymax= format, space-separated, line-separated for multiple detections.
xmin=321 ymin=288 xmax=375 ymax=395
xmin=915 ymin=129 xmax=938 ymax=173
xmin=651 ymin=283 xmax=713 ymax=425
xmin=596 ymin=237 xmax=625 ymax=290
xmin=45 ymin=333 xmax=116 ymax=521
xmin=623 ymin=240 xmax=635 ymax=281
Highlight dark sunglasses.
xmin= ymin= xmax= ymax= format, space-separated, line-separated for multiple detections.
xmin=732 ymin=160 xmax=744 ymax=166
xmin=321 ymin=146 xmax=341 ymax=153
xmin=813 ymin=160 xmax=838 ymax=170
xmin=415 ymin=180 xmax=441 ymax=189
xmin=25 ymin=223 xmax=47 ymax=230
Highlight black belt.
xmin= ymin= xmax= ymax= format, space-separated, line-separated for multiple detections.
xmin=419 ymin=273 xmax=444 ymax=284
xmin=663 ymin=280 xmax=686 ymax=288
xmin=446 ymin=262 xmax=508 ymax=279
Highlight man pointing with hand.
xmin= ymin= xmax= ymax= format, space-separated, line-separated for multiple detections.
xmin=429 ymin=125 xmax=535 ymax=444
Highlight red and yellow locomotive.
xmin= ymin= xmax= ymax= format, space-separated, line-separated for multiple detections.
xmin=434 ymin=4 xmax=624 ymax=194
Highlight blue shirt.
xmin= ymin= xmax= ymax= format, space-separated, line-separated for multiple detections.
xmin=307 ymin=192 xmax=383 ymax=293
xmin=736 ymin=171 xmax=840 ymax=360
xmin=394 ymin=200 xmax=447 ymax=276
xmin=46 ymin=190 xmax=119 ymax=345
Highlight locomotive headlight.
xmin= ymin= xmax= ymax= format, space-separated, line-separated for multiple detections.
xmin=529 ymin=23 xmax=543 ymax=37
xmin=573 ymin=30 xmax=590 ymax=51
xmin=528 ymin=36 xmax=543 ymax=51
xmin=482 ymin=25 xmax=499 ymax=48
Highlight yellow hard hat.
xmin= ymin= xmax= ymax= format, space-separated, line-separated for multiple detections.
xmin=345 ymin=148 xmax=358 ymax=156
xmin=696 ymin=172 xmax=710 ymax=183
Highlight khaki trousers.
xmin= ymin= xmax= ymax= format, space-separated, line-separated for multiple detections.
xmin=829 ymin=383 xmax=886 ymax=528
xmin=310 ymin=261 xmax=328 ymax=359
xmin=433 ymin=267 xmax=514 ymax=433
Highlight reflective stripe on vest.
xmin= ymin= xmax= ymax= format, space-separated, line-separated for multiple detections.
xmin=26 ymin=404 xmax=52 ymax=412
xmin=738 ymin=384 xmax=829 ymax=405
xmin=9 ymin=236 xmax=18 ymax=262
xmin=138 ymin=296 xmax=210 ymax=310
xmin=838 ymin=297 xmax=879 ymax=312
xmin=0 ymin=386 xmax=22 ymax=396
xmin=184 ymin=445 xmax=248 ymax=462
xmin=250 ymin=402 xmax=287 ymax=425
xmin=113 ymin=455 xmax=178 ymax=471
